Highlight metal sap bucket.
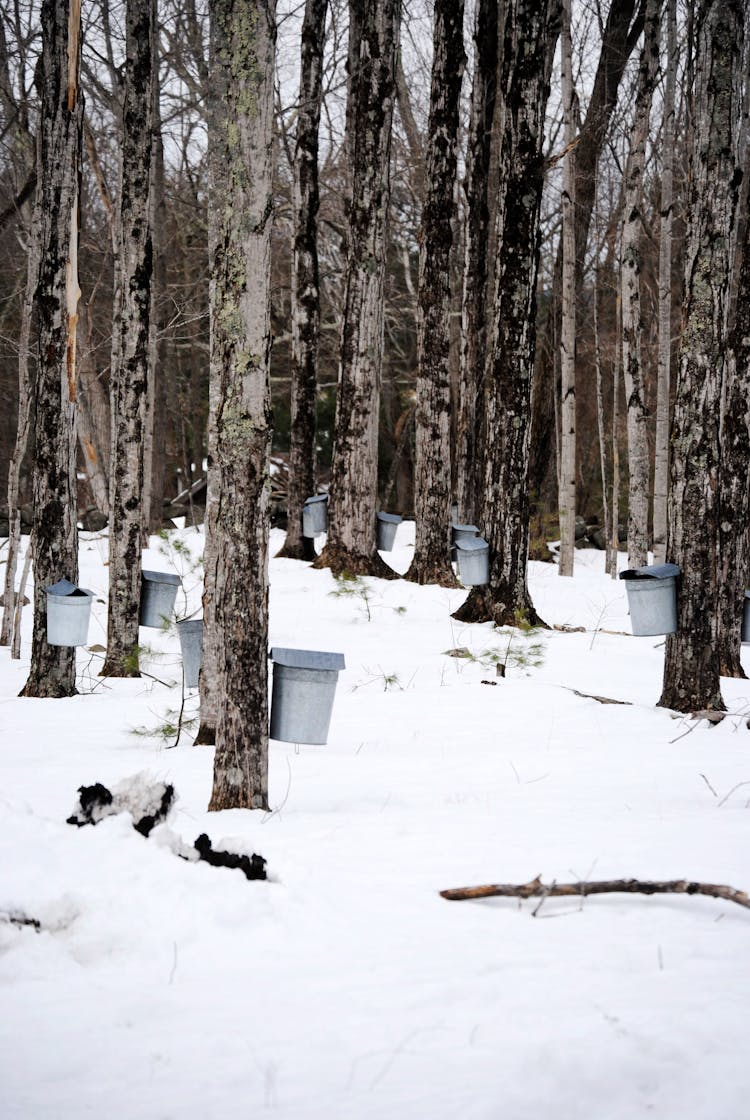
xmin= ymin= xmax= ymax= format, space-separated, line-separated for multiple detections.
xmin=302 ymin=495 xmax=328 ymax=538
xmin=742 ymin=591 xmax=750 ymax=644
xmin=451 ymin=522 xmax=479 ymax=562
xmin=269 ymin=647 xmax=345 ymax=745
xmin=619 ymin=563 xmax=681 ymax=636
xmin=140 ymin=569 xmax=181 ymax=628
xmin=456 ymin=537 xmax=490 ymax=586
xmin=45 ymin=579 xmax=94 ymax=646
xmin=376 ymin=511 xmax=402 ymax=551
xmin=177 ymin=619 xmax=203 ymax=688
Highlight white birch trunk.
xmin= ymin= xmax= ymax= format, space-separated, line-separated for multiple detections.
xmin=558 ymin=0 xmax=577 ymax=578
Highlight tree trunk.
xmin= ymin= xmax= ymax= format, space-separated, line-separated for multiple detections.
xmin=206 ymin=0 xmax=275 ymax=811
xmin=406 ymin=0 xmax=464 ymax=587
xmin=716 ymin=81 xmax=750 ymax=678
xmin=659 ymin=0 xmax=744 ymax=714
xmin=528 ymin=0 xmax=644 ymax=526
xmin=1 ymin=192 xmax=39 ymax=647
xmin=620 ymin=0 xmax=660 ymax=570
xmin=456 ymin=0 xmax=499 ymax=527
xmin=102 ymin=0 xmax=156 ymax=679
xmin=453 ymin=0 xmax=560 ymax=627
xmin=313 ymin=0 xmax=401 ymax=579
xmin=144 ymin=57 xmax=168 ymax=536
xmin=609 ymin=291 xmax=622 ymax=578
xmin=20 ymin=0 xmax=83 ymax=700
xmin=652 ymin=0 xmax=677 ymax=565
xmin=76 ymin=306 xmax=111 ymax=517
xmin=277 ymin=0 xmax=327 ymax=563
xmin=557 ymin=0 xmax=576 ymax=577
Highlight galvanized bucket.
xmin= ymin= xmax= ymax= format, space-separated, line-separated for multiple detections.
xmin=269 ymin=647 xmax=345 ymax=745
xmin=742 ymin=591 xmax=750 ymax=644
xmin=619 ymin=563 xmax=681 ymax=636
xmin=302 ymin=495 xmax=328 ymax=538
xmin=46 ymin=578 xmax=94 ymax=646
xmin=140 ymin=569 xmax=181 ymax=628
xmin=376 ymin=511 xmax=402 ymax=551
xmin=456 ymin=537 xmax=490 ymax=586
xmin=451 ymin=523 xmax=479 ymax=562
xmin=177 ymin=619 xmax=203 ymax=688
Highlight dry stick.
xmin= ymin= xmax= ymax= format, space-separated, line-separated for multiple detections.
xmin=11 ymin=544 xmax=32 ymax=659
xmin=440 ymin=875 xmax=750 ymax=911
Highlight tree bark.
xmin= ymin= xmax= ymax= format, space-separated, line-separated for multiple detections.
xmin=277 ymin=0 xmax=327 ymax=562
xmin=406 ymin=0 xmax=464 ymax=587
xmin=453 ymin=0 xmax=560 ymax=628
xmin=102 ymin=0 xmax=156 ymax=678
xmin=76 ymin=306 xmax=111 ymax=516
xmin=20 ymin=0 xmax=83 ymax=699
xmin=652 ymin=0 xmax=677 ymax=565
xmin=620 ymin=0 xmax=660 ymax=570
xmin=717 ymin=88 xmax=750 ymax=678
xmin=1 ymin=193 xmax=39 ymax=647
xmin=528 ymin=0 xmax=644 ymax=524
xmin=314 ymin=0 xmax=401 ymax=578
xmin=206 ymin=0 xmax=275 ymax=811
xmin=557 ymin=0 xmax=577 ymax=577
xmin=455 ymin=0 xmax=499 ymax=527
xmin=659 ymin=0 xmax=744 ymax=714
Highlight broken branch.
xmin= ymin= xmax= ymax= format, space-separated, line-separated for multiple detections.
xmin=440 ymin=875 xmax=750 ymax=911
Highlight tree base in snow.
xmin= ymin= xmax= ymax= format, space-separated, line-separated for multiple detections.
xmin=404 ymin=558 xmax=459 ymax=588
xmin=276 ymin=536 xmax=317 ymax=562
xmin=720 ymin=652 xmax=747 ymax=680
xmin=100 ymin=655 xmax=141 ymax=679
xmin=451 ymin=585 xmax=548 ymax=629
xmin=313 ymin=544 xmax=398 ymax=580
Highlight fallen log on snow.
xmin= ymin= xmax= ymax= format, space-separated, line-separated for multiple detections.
xmin=440 ymin=875 xmax=750 ymax=911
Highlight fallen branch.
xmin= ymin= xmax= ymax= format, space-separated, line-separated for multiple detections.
xmin=440 ymin=875 xmax=750 ymax=911
xmin=566 ymin=687 xmax=631 ymax=706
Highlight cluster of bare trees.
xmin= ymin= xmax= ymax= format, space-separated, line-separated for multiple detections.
xmin=1 ymin=0 xmax=749 ymax=809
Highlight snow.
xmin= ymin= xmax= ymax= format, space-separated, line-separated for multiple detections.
xmin=1 ymin=522 xmax=749 ymax=1119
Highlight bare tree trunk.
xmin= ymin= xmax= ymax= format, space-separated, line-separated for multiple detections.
xmin=1 ymin=193 xmax=39 ymax=646
xmin=593 ymin=209 xmax=612 ymax=575
xmin=558 ymin=0 xmax=576 ymax=577
xmin=659 ymin=0 xmax=744 ymax=714
xmin=314 ymin=0 xmax=401 ymax=578
xmin=453 ymin=0 xmax=560 ymax=627
xmin=277 ymin=0 xmax=327 ymax=562
xmin=716 ymin=63 xmax=750 ymax=679
xmin=652 ymin=0 xmax=677 ymax=565
xmin=144 ymin=52 xmax=168 ymax=536
xmin=20 ymin=0 xmax=83 ymax=700
xmin=207 ymin=0 xmax=275 ymax=811
xmin=102 ymin=0 xmax=156 ymax=678
xmin=620 ymin=0 xmax=660 ymax=570
xmin=406 ymin=0 xmax=464 ymax=587
xmin=528 ymin=0 xmax=644 ymax=526
xmin=609 ymin=291 xmax=622 ymax=579
xmin=76 ymin=307 xmax=111 ymax=516
xmin=456 ymin=0 xmax=498 ymax=527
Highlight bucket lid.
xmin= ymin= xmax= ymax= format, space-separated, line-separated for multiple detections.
xmin=177 ymin=618 xmax=203 ymax=630
xmin=377 ymin=512 xmax=402 ymax=525
xmin=303 ymin=494 xmax=328 ymax=506
xmin=453 ymin=523 xmax=479 ymax=534
xmin=270 ymin=647 xmax=345 ymax=671
xmin=456 ymin=536 xmax=489 ymax=553
xmin=620 ymin=562 xmax=681 ymax=581
xmin=745 ymin=590 xmax=750 ymax=599
xmin=46 ymin=578 xmax=91 ymax=597
xmin=142 ymin=569 xmax=182 ymax=586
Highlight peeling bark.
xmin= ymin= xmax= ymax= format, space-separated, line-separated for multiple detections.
xmin=20 ymin=0 xmax=83 ymax=699
xmin=406 ymin=0 xmax=464 ymax=588
xmin=659 ymin=0 xmax=744 ymax=713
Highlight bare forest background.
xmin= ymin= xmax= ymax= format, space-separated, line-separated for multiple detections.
xmin=0 ymin=0 xmax=692 ymax=547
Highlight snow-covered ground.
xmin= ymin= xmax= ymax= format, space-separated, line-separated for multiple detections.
xmin=1 ymin=522 xmax=749 ymax=1119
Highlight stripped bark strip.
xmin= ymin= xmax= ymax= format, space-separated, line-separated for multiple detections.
xmin=440 ymin=876 xmax=750 ymax=911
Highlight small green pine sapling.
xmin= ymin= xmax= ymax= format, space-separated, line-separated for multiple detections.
xmin=328 ymin=572 xmax=375 ymax=622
